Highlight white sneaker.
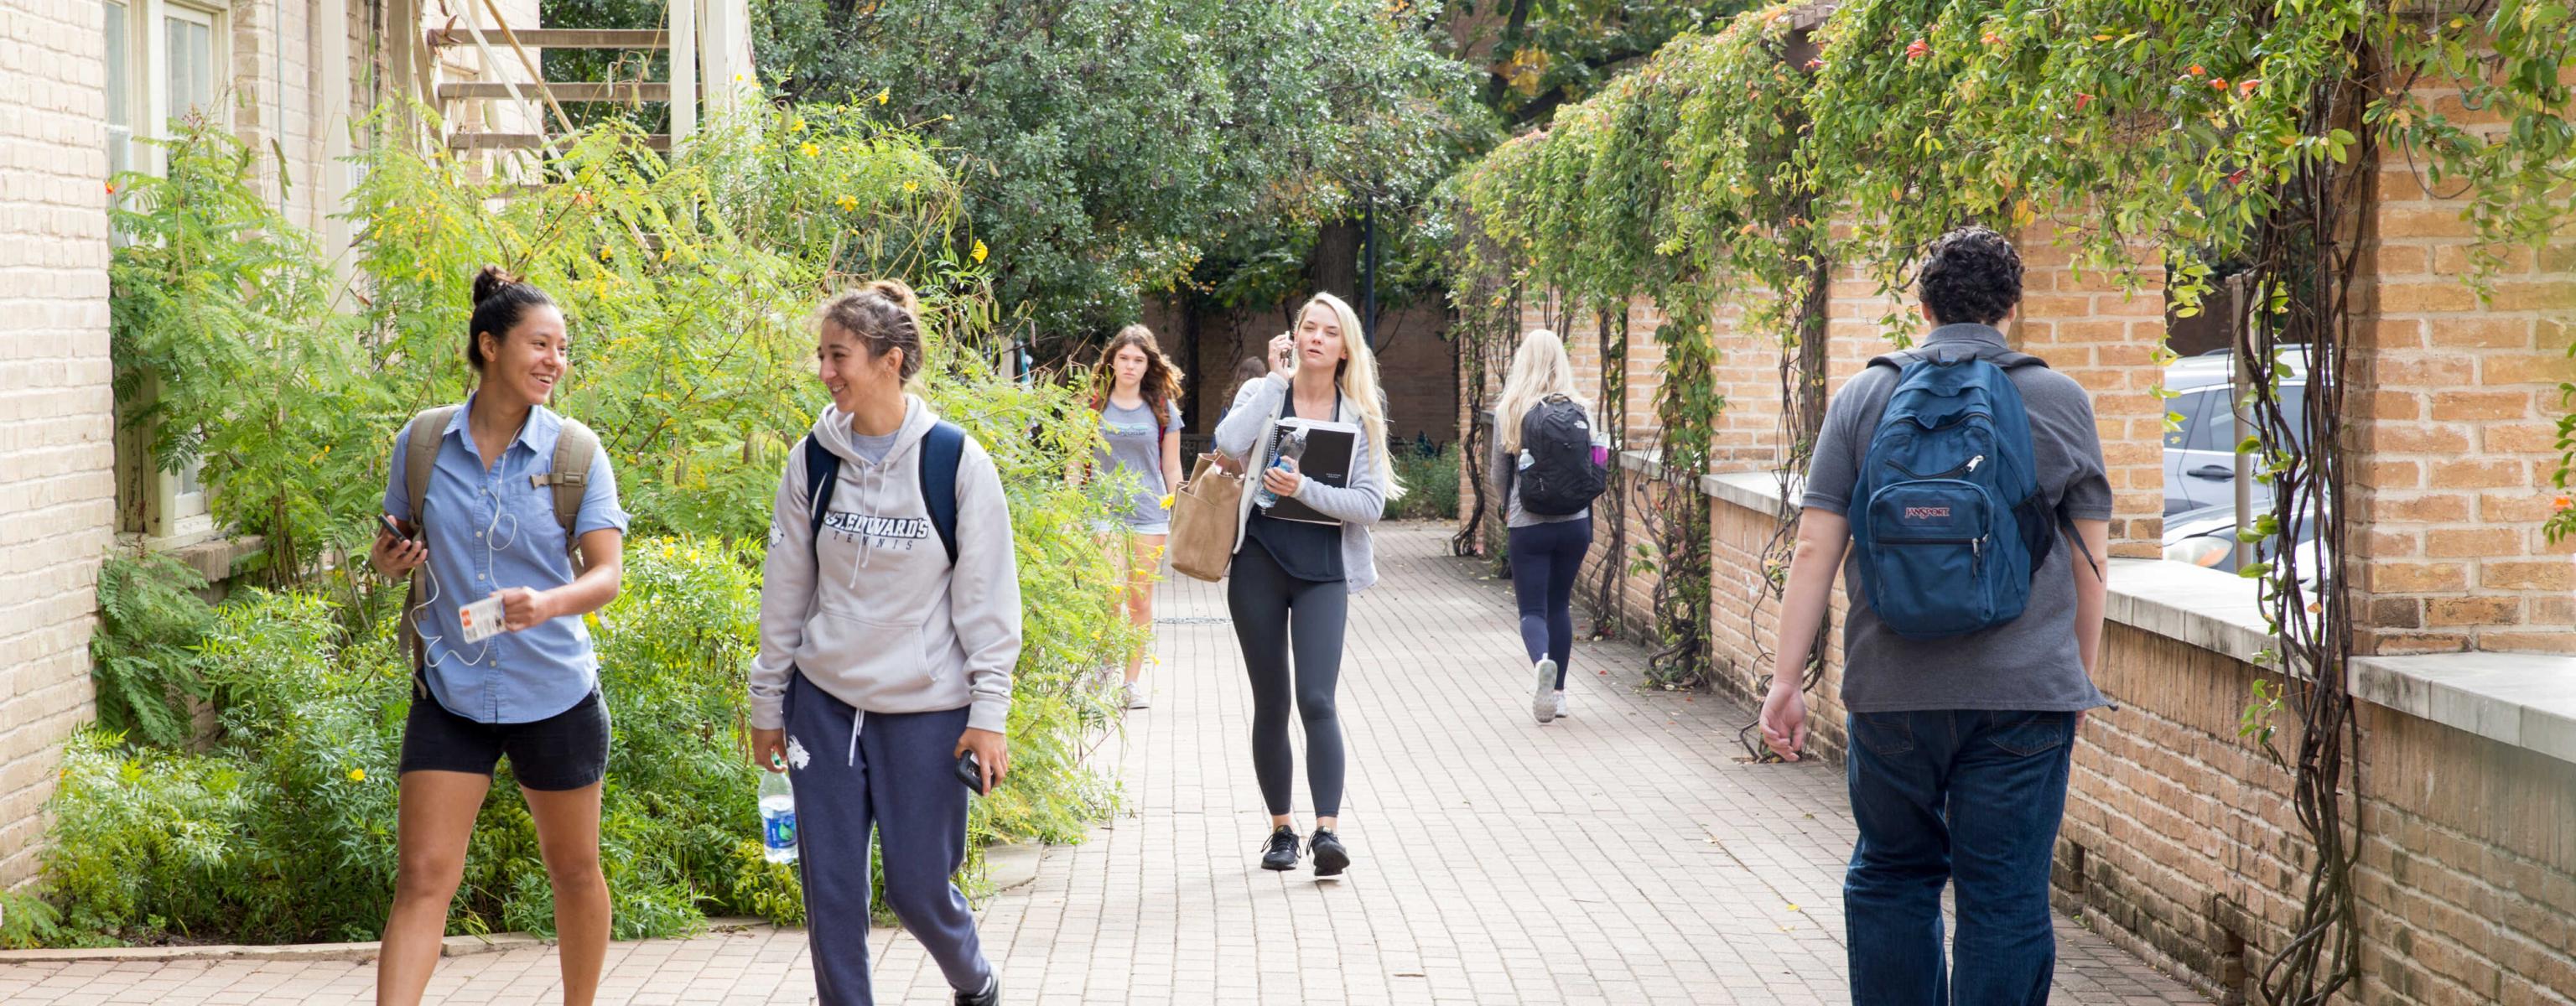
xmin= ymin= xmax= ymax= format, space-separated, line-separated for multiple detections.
xmin=1554 ymin=691 xmax=1568 ymax=719
xmin=1532 ymin=660 xmax=1558 ymax=723
xmin=1125 ymin=680 xmax=1150 ymax=709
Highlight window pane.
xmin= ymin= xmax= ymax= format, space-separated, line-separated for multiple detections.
xmin=2163 ymin=390 xmax=2207 ymax=451
xmin=105 ymin=3 xmax=129 ymax=127
xmin=2184 ymin=390 xmax=2236 ymax=453
xmin=166 ymin=17 xmax=214 ymax=120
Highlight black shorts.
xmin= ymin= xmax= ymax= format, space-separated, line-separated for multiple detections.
xmin=398 ymin=687 xmax=610 ymax=791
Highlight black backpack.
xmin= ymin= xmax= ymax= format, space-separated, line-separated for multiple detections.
xmin=1516 ymin=396 xmax=1603 ymax=516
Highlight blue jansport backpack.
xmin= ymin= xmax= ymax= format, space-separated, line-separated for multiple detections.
xmin=1848 ymin=345 xmax=2059 ymax=639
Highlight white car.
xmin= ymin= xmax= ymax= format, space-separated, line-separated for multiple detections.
xmin=2162 ymin=347 xmax=2310 ymax=516
xmin=2162 ymin=500 xmax=2331 ymax=601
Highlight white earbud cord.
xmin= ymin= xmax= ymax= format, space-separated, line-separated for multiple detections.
xmin=404 ymin=485 xmax=522 ymax=671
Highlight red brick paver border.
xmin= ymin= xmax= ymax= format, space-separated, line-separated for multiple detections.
xmin=0 ymin=523 xmax=2207 ymax=1004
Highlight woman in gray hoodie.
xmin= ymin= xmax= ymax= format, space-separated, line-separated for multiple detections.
xmin=1213 ymin=291 xmax=1402 ymax=878
xmin=747 ymin=280 xmax=1020 ymax=1006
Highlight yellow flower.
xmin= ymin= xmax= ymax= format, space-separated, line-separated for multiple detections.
xmin=660 ymin=247 xmax=674 ymax=263
xmin=1158 ymin=493 xmax=1176 ymax=510
xmin=789 ymin=117 xmax=806 ymax=132
xmin=902 ymin=180 xmax=919 ymax=193
xmin=875 ymin=87 xmax=891 ymax=105
xmin=836 ymin=194 xmax=859 ymax=212
xmin=971 ymin=239 xmax=989 ymax=264
xmin=800 ymin=142 xmax=819 ymax=158
xmin=348 ymin=768 xmax=366 ymax=782
xmin=600 ymin=245 xmax=614 ymax=261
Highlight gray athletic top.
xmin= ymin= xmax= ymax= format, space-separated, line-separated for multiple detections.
xmin=1093 ymin=397 xmax=1181 ymax=529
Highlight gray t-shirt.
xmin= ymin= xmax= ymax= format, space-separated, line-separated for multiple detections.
xmin=1093 ymin=397 xmax=1182 ymax=528
xmin=849 ymin=428 xmax=898 ymax=466
xmin=1800 ymin=324 xmax=2114 ymax=714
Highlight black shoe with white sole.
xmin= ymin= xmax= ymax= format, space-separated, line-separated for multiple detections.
xmin=956 ymin=974 xmax=1000 ymax=1006
xmin=1260 ymin=825 xmax=1301 ymax=871
xmin=1310 ymin=828 xmax=1350 ymax=878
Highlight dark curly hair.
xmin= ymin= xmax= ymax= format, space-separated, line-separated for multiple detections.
xmin=1916 ymin=226 xmax=2023 ymax=325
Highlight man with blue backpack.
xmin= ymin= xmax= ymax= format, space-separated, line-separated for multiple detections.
xmin=1758 ymin=226 xmax=2112 ymax=1005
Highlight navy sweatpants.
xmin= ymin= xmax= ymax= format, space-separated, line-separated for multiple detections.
xmin=785 ymin=672 xmax=992 ymax=1005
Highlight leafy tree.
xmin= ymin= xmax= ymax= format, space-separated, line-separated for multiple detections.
xmin=1457 ymin=0 xmax=1747 ymax=129
xmin=756 ymin=0 xmax=1486 ymax=344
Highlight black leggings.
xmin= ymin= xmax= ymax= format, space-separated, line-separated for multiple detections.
xmin=1509 ymin=518 xmax=1592 ymax=689
xmin=1226 ymin=542 xmax=1348 ymax=819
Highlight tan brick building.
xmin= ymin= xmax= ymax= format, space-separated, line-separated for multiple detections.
xmin=0 ymin=0 xmax=643 ymax=891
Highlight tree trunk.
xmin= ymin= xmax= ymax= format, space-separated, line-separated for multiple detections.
xmin=1309 ymin=220 xmax=1361 ymax=303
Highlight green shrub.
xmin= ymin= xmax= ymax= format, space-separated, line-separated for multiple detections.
xmin=40 ymin=537 xmax=1123 ymax=946
xmin=46 ymin=105 xmax=1133 ymax=947
xmin=88 ymin=552 xmax=217 ymax=749
xmin=1385 ymin=440 xmax=1461 ymax=521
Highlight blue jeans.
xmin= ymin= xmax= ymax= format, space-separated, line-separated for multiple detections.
xmin=1844 ymin=709 xmax=2077 ymax=1006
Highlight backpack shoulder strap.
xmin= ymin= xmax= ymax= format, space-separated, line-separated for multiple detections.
xmin=397 ymin=404 xmax=460 ymax=674
xmin=917 ymin=421 xmax=967 ymax=566
xmin=403 ymin=405 xmax=462 ymax=527
xmin=538 ymin=418 xmax=598 ymax=572
xmin=1993 ymin=350 xmax=2049 ymax=370
xmin=802 ymin=434 xmax=841 ymax=558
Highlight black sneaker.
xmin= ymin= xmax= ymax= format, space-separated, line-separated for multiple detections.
xmin=956 ymin=974 xmax=1000 ymax=1006
xmin=1310 ymin=828 xmax=1350 ymax=878
xmin=1259 ymin=825 xmax=1301 ymax=871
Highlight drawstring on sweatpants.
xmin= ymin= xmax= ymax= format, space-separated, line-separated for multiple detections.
xmin=848 ymin=708 xmax=865 ymax=767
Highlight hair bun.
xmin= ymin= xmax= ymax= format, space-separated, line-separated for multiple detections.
xmin=471 ymin=266 xmax=519 ymax=305
xmin=864 ymin=278 xmax=919 ymax=313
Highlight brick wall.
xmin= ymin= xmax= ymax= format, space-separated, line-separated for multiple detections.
xmin=2064 ymin=625 xmax=2576 ymax=1005
xmin=2007 ymin=224 xmax=2168 ymax=557
xmin=1145 ymin=297 xmax=1459 ymax=444
xmin=2347 ymin=75 xmax=2576 ymax=656
xmin=0 ymin=0 xmax=117 ymax=890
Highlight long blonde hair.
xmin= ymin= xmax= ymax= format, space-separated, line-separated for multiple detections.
xmin=1495 ymin=329 xmax=1587 ymax=453
xmin=1300 ymin=292 xmax=1405 ymax=501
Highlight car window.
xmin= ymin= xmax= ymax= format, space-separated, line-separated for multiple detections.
xmin=2179 ymin=390 xmax=2236 ymax=452
xmin=2163 ymin=388 xmax=2205 ymax=450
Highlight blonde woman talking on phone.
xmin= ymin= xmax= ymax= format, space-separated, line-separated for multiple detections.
xmin=1212 ymin=291 xmax=1400 ymax=878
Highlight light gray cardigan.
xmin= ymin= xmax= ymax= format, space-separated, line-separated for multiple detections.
xmin=1213 ymin=374 xmax=1388 ymax=594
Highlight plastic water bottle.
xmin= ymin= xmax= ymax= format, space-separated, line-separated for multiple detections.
xmin=1254 ymin=428 xmax=1307 ymax=510
xmin=758 ymin=770 xmax=798 ymax=864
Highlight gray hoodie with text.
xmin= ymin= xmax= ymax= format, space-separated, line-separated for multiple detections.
xmin=749 ymin=396 xmax=1020 ymax=735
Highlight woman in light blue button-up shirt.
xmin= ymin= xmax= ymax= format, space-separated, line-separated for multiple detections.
xmin=369 ymin=267 xmax=630 ymax=1006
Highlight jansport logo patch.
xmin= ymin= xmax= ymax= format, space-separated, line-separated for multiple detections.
xmin=1903 ymin=506 xmax=1952 ymax=520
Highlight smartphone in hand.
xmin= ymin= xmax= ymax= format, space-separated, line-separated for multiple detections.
xmin=954 ymin=750 xmax=989 ymax=796
xmin=378 ymin=514 xmax=414 ymax=542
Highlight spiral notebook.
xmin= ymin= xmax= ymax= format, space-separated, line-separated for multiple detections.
xmin=1263 ymin=417 xmax=1358 ymax=526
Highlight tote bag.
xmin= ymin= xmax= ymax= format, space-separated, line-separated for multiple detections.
xmin=1167 ymin=453 xmax=1244 ymax=582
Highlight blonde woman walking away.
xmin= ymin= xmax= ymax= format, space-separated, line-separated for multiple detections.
xmin=1489 ymin=329 xmax=1604 ymax=725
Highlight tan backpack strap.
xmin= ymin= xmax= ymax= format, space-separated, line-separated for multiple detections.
xmin=398 ymin=405 xmax=460 ymax=672
xmin=534 ymin=418 xmax=598 ymax=573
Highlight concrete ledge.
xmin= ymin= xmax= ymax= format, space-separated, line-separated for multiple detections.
xmin=984 ymin=842 xmax=1044 ymax=893
xmin=1650 ymin=459 xmax=2576 ymax=770
xmin=2350 ymin=652 xmax=2576 ymax=768
xmin=0 ymin=917 xmax=776 ymax=965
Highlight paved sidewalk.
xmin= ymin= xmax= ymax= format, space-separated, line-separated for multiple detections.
xmin=0 ymin=523 xmax=2206 ymax=1004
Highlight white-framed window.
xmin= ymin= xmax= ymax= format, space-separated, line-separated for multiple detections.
xmin=109 ymin=0 xmax=231 ymax=545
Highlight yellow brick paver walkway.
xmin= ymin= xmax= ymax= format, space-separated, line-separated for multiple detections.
xmin=0 ymin=523 xmax=2207 ymax=1004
